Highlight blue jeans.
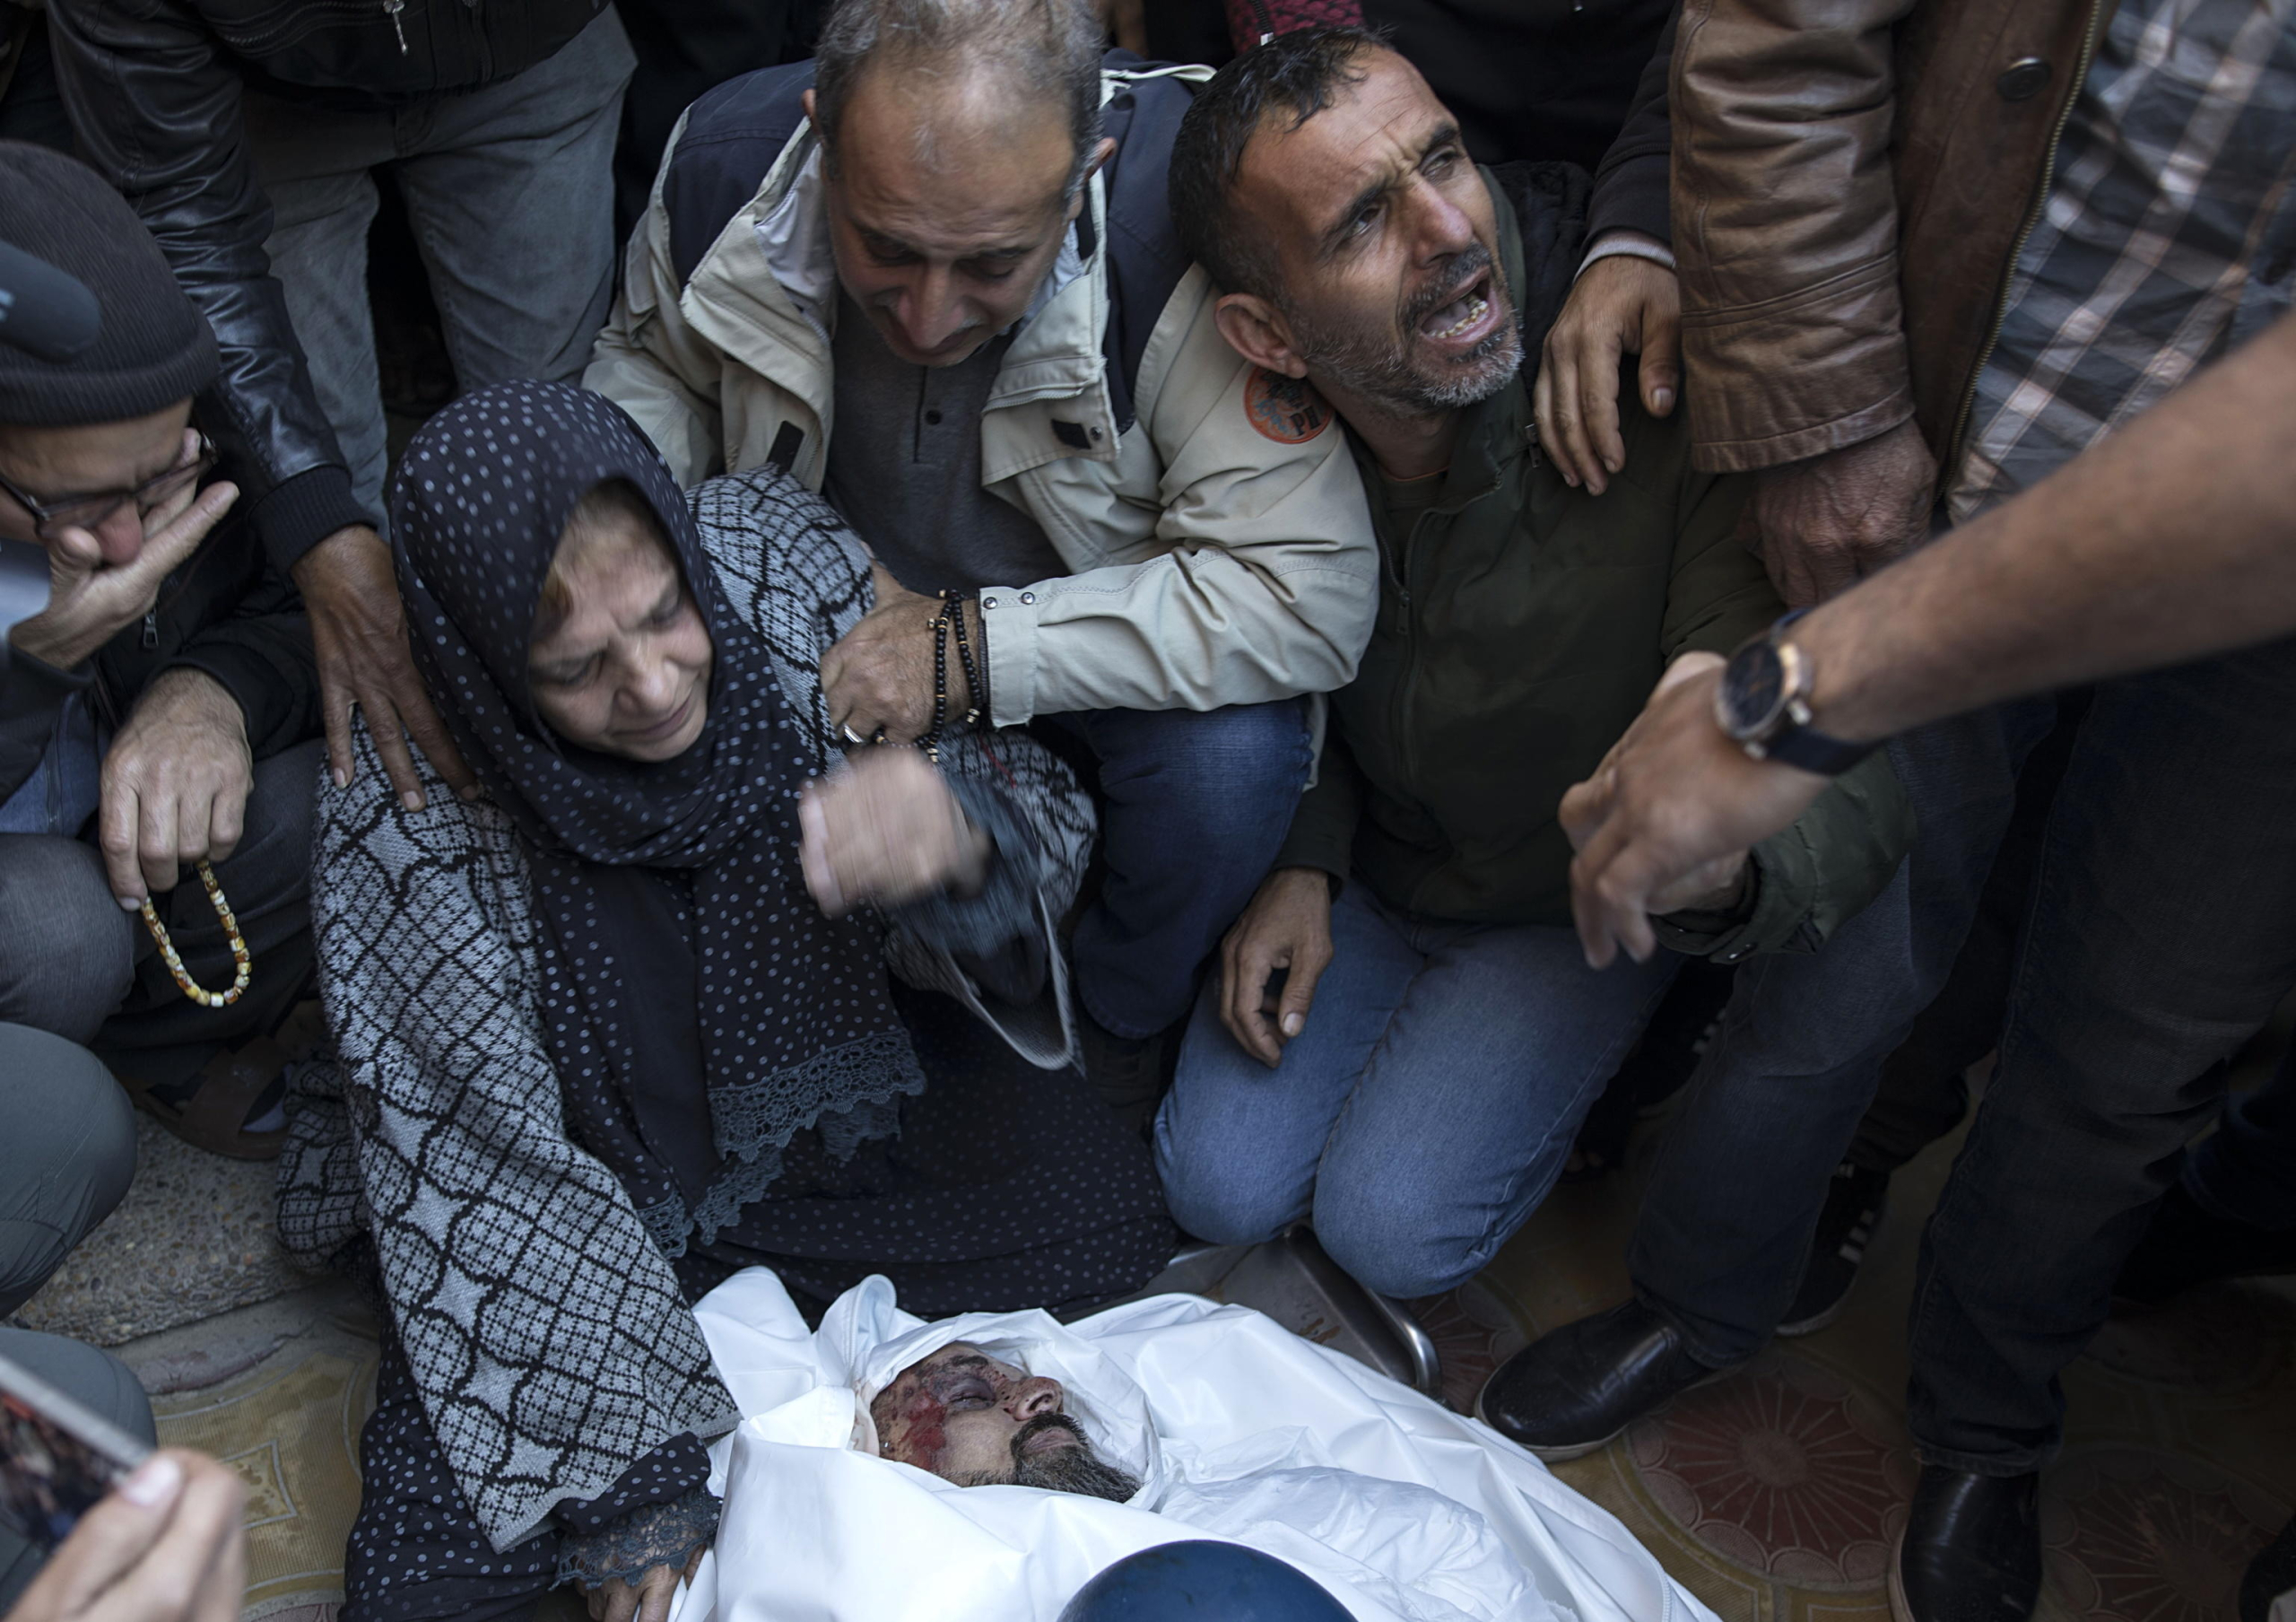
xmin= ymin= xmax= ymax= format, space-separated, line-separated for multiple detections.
xmin=239 ymin=9 xmax=634 ymax=521
xmin=1041 ymin=700 xmax=1313 ymax=1039
xmin=1634 ymin=634 xmax=2296 ymax=1473
xmin=1155 ymin=882 xmax=1680 ymax=1298
xmin=1631 ymin=699 xmax=2060 ymax=1370
xmin=0 ymin=1024 xmax=137 ymax=1316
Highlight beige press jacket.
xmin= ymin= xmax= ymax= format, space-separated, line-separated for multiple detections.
xmin=584 ymin=71 xmax=1379 ymax=727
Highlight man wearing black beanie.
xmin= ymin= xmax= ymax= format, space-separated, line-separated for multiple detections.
xmin=0 ymin=142 xmax=326 ymax=1160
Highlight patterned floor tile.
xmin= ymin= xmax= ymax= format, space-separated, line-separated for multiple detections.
xmin=1462 ymin=1078 xmax=2296 ymax=1622
xmin=2042 ymin=1448 xmax=2289 ymax=1622
xmin=1407 ymin=1279 xmax=1527 ymax=1414
xmin=149 ymin=1329 xmax=378 ymax=1620
xmin=1627 ymin=1354 xmax=1918 ymax=1589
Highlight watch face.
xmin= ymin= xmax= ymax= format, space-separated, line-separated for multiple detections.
xmin=1720 ymin=640 xmax=1788 ymax=740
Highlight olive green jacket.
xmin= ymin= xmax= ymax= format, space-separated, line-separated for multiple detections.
xmin=1278 ymin=182 xmax=1910 ymax=960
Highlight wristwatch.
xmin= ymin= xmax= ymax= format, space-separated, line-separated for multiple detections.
xmin=1713 ymin=615 xmax=1876 ymax=775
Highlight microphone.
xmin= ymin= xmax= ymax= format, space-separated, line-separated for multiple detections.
xmin=0 ymin=239 xmax=102 ymax=363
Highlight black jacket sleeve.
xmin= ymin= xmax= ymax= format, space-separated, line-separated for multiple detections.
xmin=1586 ymin=3 xmax=1677 ymax=249
xmin=1275 ymin=726 xmax=1366 ymax=885
xmin=46 ymin=0 xmax=378 ymax=575
xmin=163 ymin=594 xmax=322 ymax=763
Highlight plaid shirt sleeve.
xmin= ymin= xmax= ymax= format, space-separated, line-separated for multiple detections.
xmin=1946 ymin=0 xmax=2296 ymax=523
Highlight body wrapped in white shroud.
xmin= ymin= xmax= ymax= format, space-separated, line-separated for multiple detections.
xmin=674 ymin=1270 xmax=1721 ymax=1622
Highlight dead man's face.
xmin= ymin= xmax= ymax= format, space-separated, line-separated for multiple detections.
xmin=870 ymin=1342 xmax=1139 ymax=1501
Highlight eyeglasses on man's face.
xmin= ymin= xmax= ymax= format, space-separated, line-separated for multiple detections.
xmin=0 ymin=432 xmax=219 ymax=545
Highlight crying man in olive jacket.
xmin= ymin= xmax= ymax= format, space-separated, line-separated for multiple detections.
xmin=1151 ymin=31 xmax=1911 ymax=1301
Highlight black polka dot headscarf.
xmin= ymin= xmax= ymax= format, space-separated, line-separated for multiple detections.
xmin=388 ymin=380 xmax=921 ymax=1249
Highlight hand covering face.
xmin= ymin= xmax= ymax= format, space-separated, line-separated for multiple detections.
xmin=389 ymin=380 xmax=923 ymax=1253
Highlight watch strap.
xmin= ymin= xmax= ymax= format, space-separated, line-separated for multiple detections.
xmin=1756 ymin=722 xmax=1876 ymax=776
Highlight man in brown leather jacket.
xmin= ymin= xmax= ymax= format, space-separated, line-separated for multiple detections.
xmin=1543 ymin=0 xmax=2108 ymax=589
xmin=1489 ymin=3 xmax=2296 ymax=1619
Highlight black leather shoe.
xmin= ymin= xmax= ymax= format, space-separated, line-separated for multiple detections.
xmin=1474 ymin=1298 xmax=1724 ymax=1461
xmin=1890 ymin=1466 xmax=2041 ymax=1622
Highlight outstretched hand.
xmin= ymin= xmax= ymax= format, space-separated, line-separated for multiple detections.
xmin=1218 ymin=866 xmax=1335 ymax=1068
xmin=1560 ymin=658 xmax=1827 ymax=968
xmin=1534 ymin=247 xmax=1681 ymax=495
xmin=294 ymin=524 xmax=476 ymax=812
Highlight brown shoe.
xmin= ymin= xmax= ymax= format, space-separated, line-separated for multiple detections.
xmin=118 ymin=1034 xmax=290 ymax=1160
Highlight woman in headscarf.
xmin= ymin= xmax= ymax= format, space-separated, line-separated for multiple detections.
xmin=277 ymin=381 xmax=1173 ymax=1622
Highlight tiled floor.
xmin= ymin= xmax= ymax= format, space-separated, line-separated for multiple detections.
xmin=1423 ymin=1104 xmax=2296 ymax=1622
xmin=18 ymin=1060 xmax=2293 ymax=1620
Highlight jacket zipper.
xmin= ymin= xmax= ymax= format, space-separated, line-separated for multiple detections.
xmin=384 ymin=0 xmax=407 ymax=53
xmin=1942 ymin=0 xmax=2109 ymax=473
xmin=1389 ymin=510 xmax=1422 ymax=829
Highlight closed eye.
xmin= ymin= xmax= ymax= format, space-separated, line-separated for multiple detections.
xmin=532 ymin=656 xmax=600 ymax=689
xmin=861 ymin=231 xmax=920 ymax=267
xmin=961 ymin=248 xmax=1033 ymax=282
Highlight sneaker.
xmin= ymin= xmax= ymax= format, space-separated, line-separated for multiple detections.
xmin=1779 ymin=1163 xmax=1889 ymax=1336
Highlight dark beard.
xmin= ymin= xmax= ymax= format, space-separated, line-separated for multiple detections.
xmin=1008 ymin=1414 xmax=1141 ymax=1503
xmin=1285 ymin=240 xmax=1522 ymax=415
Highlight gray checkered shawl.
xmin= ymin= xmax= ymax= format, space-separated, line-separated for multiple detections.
xmin=276 ymin=470 xmax=1092 ymax=1551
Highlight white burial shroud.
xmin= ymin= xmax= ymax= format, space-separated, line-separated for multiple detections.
xmin=673 ymin=1269 xmax=1721 ymax=1622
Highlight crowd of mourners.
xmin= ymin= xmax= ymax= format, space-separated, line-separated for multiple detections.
xmin=0 ymin=0 xmax=2292 ymax=1618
